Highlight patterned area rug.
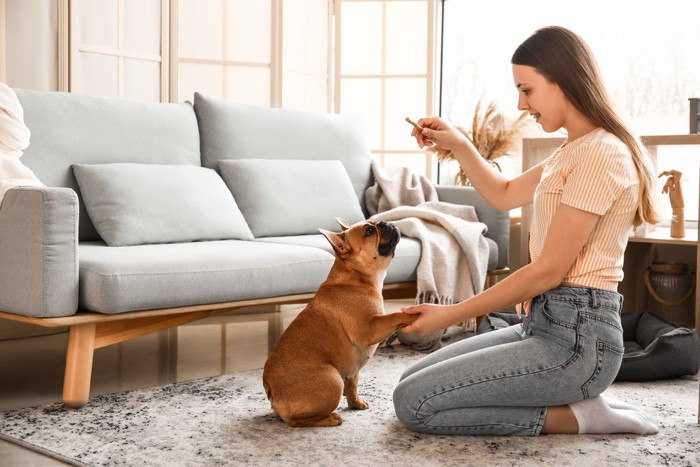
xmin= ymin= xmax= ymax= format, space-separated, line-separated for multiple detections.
xmin=0 ymin=344 xmax=698 ymax=467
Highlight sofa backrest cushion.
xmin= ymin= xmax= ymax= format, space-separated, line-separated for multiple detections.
xmin=73 ymin=163 xmax=254 ymax=246
xmin=15 ymin=89 xmax=201 ymax=241
xmin=219 ymin=159 xmax=365 ymax=237
xmin=193 ymin=93 xmax=373 ymax=213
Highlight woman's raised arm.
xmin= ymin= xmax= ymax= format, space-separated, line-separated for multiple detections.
xmin=413 ymin=116 xmax=542 ymax=211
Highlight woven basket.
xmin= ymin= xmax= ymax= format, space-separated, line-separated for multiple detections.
xmin=644 ymin=262 xmax=696 ymax=327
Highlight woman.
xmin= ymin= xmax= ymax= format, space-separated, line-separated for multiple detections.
xmin=394 ymin=26 xmax=660 ymax=436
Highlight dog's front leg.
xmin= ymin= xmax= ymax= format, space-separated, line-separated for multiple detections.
xmin=358 ymin=312 xmax=418 ymax=346
xmin=343 ymin=373 xmax=369 ymax=410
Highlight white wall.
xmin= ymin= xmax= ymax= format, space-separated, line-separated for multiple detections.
xmin=4 ymin=0 xmax=59 ymax=91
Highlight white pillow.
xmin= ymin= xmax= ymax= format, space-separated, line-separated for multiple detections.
xmin=218 ymin=159 xmax=365 ymax=237
xmin=73 ymin=163 xmax=254 ymax=246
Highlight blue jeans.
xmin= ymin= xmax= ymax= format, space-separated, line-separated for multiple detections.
xmin=393 ymin=285 xmax=624 ymax=436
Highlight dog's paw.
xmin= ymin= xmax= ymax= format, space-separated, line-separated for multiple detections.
xmin=349 ymin=398 xmax=369 ymax=410
xmin=312 ymin=412 xmax=343 ymax=426
xmin=288 ymin=412 xmax=343 ymax=427
xmin=314 ymin=412 xmax=344 ymax=426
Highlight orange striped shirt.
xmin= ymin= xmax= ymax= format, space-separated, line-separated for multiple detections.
xmin=530 ymin=127 xmax=639 ymax=292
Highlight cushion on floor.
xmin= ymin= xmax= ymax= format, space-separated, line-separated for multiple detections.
xmin=476 ymin=311 xmax=524 ymax=334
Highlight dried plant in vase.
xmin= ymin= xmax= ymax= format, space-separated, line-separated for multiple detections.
xmin=429 ymin=101 xmax=531 ymax=186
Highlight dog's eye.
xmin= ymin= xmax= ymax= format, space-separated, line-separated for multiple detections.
xmin=364 ymin=225 xmax=376 ymax=237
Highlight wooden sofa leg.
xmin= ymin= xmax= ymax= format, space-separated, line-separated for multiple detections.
xmin=63 ymin=323 xmax=97 ymax=408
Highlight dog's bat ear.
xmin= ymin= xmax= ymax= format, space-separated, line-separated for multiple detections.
xmin=335 ymin=217 xmax=350 ymax=231
xmin=319 ymin=228 xmax=350 ymax=255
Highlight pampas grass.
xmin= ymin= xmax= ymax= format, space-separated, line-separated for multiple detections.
xmin=429 ymin=101 xmax=531 ymax=186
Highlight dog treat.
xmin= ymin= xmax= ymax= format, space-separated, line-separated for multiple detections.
xmin=405 ymin=117 xmax=423 ymax=131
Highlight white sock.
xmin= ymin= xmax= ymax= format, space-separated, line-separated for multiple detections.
xmin=569 ymin=395 xmax=659 ymax=435
xmin=598 ymin=394 xmax=638 ymax=411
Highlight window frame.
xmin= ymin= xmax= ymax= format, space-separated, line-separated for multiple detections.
xmin=333 ymin=0 xmax=440 ymax=178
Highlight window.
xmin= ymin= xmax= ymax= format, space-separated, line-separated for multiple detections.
xmin=334 ymin=0 xmax=438 ymax=177
xmin=71 ymin=0 xmax=167 ymax=102
xmin=281 ymin=0 xmax=332 ymax=112
xmin=174 ymin=0 xmax=331 ymax=111
xmin=441 ymin=0 xmax=700 ymax=134
xmin=175 ymin=0 xmax=274 ymax=106
xmin=440 ymin=0 xmax=700 ymax=222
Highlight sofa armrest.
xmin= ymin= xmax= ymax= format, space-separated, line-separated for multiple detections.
xmin=0 ymin=187 xmax=79 ymax=317
xmin=435 ymin=185 xmax=510 ymax=269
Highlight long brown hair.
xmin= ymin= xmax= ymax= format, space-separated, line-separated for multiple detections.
xmin=512 ymin=26 xmax=660 ymax=227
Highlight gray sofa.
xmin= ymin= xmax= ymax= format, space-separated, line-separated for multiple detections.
xmin=0 ymin=89 xmax=509 ymax=407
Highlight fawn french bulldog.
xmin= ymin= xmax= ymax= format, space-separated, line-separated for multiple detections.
xmin=262 ymin=218 xmax=417 ymax=427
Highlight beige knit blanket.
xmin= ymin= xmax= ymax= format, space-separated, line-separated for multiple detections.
xmin=366 ymin=161 xmax=489 ymax=305
xmin=0 ymin=83 xmax=43 ymax=205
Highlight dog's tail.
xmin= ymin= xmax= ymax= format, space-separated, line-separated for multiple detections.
xmin=263 ymin=381 xmax=272 ymax=400
xmin=263 ymin=381 xmax=278 ymax=413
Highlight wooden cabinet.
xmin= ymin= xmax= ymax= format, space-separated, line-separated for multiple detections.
xmin=521 ymin=134 xmax=700 ymax=335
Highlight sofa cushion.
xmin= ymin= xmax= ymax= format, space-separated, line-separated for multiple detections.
xmin=73 ymin=163 xmax=253 ymax=247
xmin=255 ymin=234 xmax=421 ymax=283
xmin=78 ymin=241 xmax=336 ymax=313
xmin=193 ymin=93 xmax=372 ymax=213
xmin=14 ymin=89 xmax=201 ymax=242
xmin=219 ymin=159 xmax=365 ymax=237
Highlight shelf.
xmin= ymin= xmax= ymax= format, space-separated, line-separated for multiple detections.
xmin=628 ymin=227 xmax=698 ymax=246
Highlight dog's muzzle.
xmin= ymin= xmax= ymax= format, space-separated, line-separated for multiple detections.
xmin=377 ymin=221 xmax=400 ymax=257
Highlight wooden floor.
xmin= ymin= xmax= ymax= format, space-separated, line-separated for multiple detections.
xmin=0 ymin=301 xmax=420 ymax=465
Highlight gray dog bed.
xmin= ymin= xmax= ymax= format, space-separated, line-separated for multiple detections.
xmin=617 ymin=311 xmax=699 ymax=381
xmin=477 ymin=311 xmax=700 ymax=381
